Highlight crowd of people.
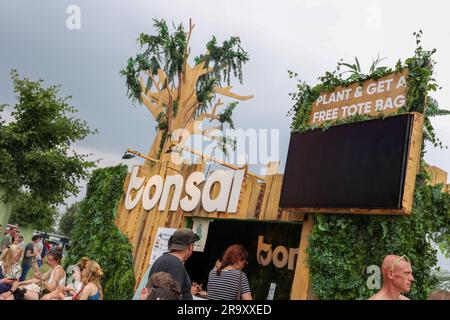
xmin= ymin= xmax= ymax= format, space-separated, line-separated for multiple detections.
xmin=0 ymin=225 xmax=103 ymax=300
xmin=2 ymin=225 xmax=450 ymax=300
xmin=141 ymin=228 xmax=450 ymax=301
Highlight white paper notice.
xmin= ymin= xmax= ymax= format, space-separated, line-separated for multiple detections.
xmin=192 ymin=218 xmax=211 ymax=252
xmin=149 ymin=227 xmax=177 ymax=265
xmin=267 ymin=282 xmax=276 ymax=300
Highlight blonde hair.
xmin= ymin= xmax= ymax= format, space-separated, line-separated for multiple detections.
xmin=82 ymin=260 xmax=104 ymax=299
xmin=0 ymin=245 xmax=23 ymax=275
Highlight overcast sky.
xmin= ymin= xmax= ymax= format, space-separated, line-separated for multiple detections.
xmin=1 ymin=0 xmax=449 ymax=269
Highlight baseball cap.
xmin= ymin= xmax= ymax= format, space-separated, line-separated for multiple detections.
xmin=168 ymin=228 xmax=200 ymax=251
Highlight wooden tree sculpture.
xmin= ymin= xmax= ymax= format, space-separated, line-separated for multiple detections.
xmin=121 ymin=19 xmax=253 ymax=165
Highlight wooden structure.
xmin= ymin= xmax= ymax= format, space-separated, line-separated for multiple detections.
xmin=309 ymin=70 xmax=408 ymax=126
xmin=115 ymin=160 xmax=312 ymax=299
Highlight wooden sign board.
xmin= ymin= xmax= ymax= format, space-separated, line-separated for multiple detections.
xmin=281 ymin=112 xmax=423 ymax=215
xmin=309 ymin=70 xmax=408 ymax=126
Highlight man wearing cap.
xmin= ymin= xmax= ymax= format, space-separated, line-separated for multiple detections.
xmin=148 ymin=228 xmax=200 ymax=300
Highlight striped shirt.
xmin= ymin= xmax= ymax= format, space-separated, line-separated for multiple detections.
xmin=207 ymin=269 xmax=251 ymax=300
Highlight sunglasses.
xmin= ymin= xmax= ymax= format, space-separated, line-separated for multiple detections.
xmin=390 ymin=255 xmax=410 ymax=271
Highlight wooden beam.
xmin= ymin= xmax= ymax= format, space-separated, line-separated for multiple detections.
xmin=401 ymin=112 xmax=424 ymax=213
xmin=173 ymin=144 xmax=266 ymax=181
xmin=290 ymin=214 xmax=314 ymax=300
xmin=213 ymin=86 xmax=254 ymax=101
xmin=127 ymin=149 xmax=159 ymax=163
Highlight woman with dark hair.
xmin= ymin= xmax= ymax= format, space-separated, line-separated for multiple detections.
xmin=206 ymin=244 xmax=252 ymax=300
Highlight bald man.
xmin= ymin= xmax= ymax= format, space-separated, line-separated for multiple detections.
xmin=369 ymin=255 xmax=415 ymax=300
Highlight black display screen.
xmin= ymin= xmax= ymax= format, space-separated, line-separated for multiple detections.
xmin=280 ymin=114 xmax=413 ymax=209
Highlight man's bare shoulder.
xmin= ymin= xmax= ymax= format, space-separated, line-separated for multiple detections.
xmin=368 ymin=292 xmax=384 ymax=300
xmin=368 ymin=291 xmax=410 ymax=300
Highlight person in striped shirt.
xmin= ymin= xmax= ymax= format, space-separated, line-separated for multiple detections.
xmin=206 ymin=244 xmax=252 ymax=300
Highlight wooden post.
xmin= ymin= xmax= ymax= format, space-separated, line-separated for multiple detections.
xmin=290 ymin=213 xmax=314 ymax=300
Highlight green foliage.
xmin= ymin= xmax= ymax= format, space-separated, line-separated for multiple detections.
xmin=338 ymin=55 xmax=388 ymax=82
xmin=66 ymin=165 xmax=135 ymax=300
xmin=218 ymin=101 xmax=238 ymax=129
xmin=288 ymin=31 xmax=450 ymax=299
xmin=288 ymin=31 xmax=450 ymax=138
xmin=0 ymin=70 xmax=96 ymax=229
xmin=120 ymin=18 xmax=249 ymax=106
xmin=195 ymin=35 xmax=248 ymax=108
xmin=58 ymin=202 xmax=80 ymax=238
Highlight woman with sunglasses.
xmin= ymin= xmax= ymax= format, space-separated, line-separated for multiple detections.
xmin=207 ymin=244 xmax=252 ymax=300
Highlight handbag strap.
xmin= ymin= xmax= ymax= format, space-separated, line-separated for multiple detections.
xmin=236 ymin=270 xmax=242 ymax=300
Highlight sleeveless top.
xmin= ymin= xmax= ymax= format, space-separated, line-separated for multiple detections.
xmin=88 ymin=290 xmax=101 ymax=300
xmin=49 ymin=265 xmax=66 ymax=286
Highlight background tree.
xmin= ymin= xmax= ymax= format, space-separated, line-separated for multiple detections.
xmin=66 ymin=165 xmax=135 ymax=300
xmin=10 ymin=192 xmax=58 ymax=231
xmin=58 ymin=202 xmax=80 ymax=237
xmin=0 ymin=70 xmax=96 ymax=229
xmin=120 ymin=18 xmax=253 ymax=162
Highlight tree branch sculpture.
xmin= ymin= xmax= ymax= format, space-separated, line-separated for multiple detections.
xmin=121 ymin=19 xmax=253 ymax=164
